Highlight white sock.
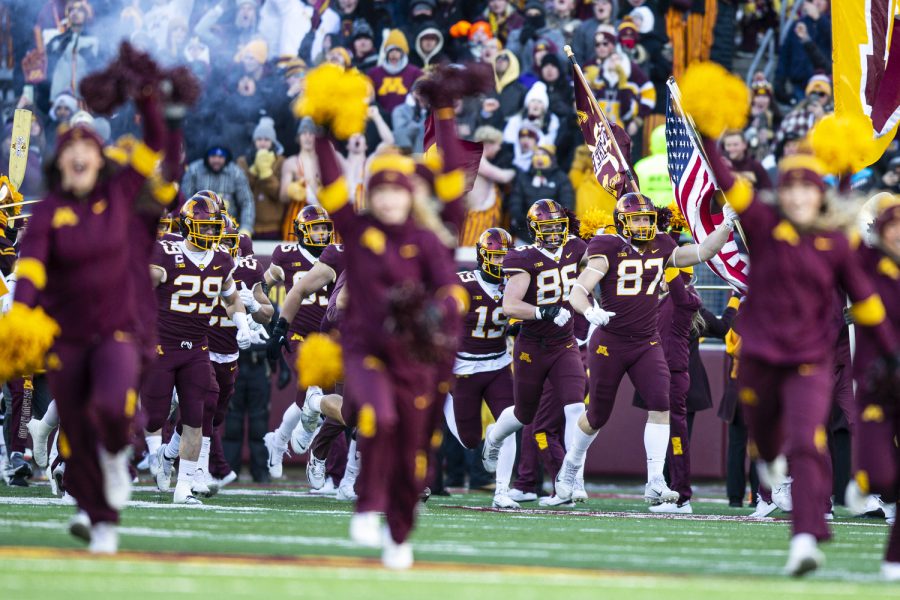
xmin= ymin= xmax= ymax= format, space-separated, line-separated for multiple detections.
xmin=43 ymin=400 xmax=59 ymax=427
xmin=644 ymin=422 xmax=670 ymax=480
xmin=569 ymin=427 xmax=598 ymax=466
xmin=177 ymin=459 xmax=197 ymax=484
xmin=276 ymin=404 xmax=303 ymax=443
xmin=490 ymin=406 xmax=524 ymax=444
xmin=340 ymin=439 xmax=360 ymax=486
xmin=165 ymin=431 xmax=181 ymax=460
xmin=146 ymin=434 xmax=162 ymax=457
xmin=495 ymin=434 xmax=516 ymax=490
xmin=306 ymin=387 xmax=323 ymax=412
xmin=564 ymin=402 xmax=585 ymax=448
xmin=198 ymin=436 xmax=210 ymax=474
xmin=444 ymin=395 xmax=463 ymax=445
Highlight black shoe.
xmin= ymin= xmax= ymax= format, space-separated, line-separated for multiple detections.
xmin=728 ymin=500 xmax=743 ymax=508
xmin=8 ymin=475 xmax=28 ymax=487
xmin=8 ymin=452 xmax=33 ymax=479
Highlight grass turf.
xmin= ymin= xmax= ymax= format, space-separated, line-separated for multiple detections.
xmin=0 ymin=481 xmax=896 ymax=599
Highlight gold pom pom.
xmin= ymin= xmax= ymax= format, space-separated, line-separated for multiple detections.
xmin=296 ymin=333 xmax=344 ymax=390
xmin=579 ymin=207 xmax=616 ymax=239
xmin=679 ymin=62 xmax=750 ymax=139
xmin=0 ymin=175 xmax=24 ymax=217
xmin=0 ymin=303 xmax=60 ymax=381
xmin=809 ymin=113 xmax=877 ymax=175
xmin=294 ymin=64 xmax=371 ymax=140
xmin=667 ymin=202 xmax=688 ymax=232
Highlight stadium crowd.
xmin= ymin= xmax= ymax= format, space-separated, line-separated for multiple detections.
xmin=1 ymin=0 xmax=900 ymax=579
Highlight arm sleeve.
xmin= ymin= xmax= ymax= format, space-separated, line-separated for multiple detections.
xmin=432 ymin=107 xmax=469 ymax=235
xmin=314 ymin=135 xmax=355 ymax=235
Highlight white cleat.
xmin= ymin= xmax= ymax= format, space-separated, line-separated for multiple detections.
xmin=844 ymin=481 xmax=869 ymax=516
xmin=758 ymin=455 xmax=788 ymax=490
xmin=649 ymin=501 xmax=693 ymax=514
xmin=147 ymin=450 xmax=159 ymax=476
xmin=264 ymin=431 xmax=289 ymax=479
xmin=644 ymin=475 xmax=679 ymax=505
xmin=88 ymin=522 xmax=118 ymax=554
xmin=68 ymin=511 xmax=91 ymax=544
xmin=191 ymin=468 xmax=213 ymax=498
xmin=309 ymin=477 xmax=336 ymax=496
xmin=492 ymin=487 xmax=521 ymax=509
xmin=155 ymin=446 xmax=174 ymax=492
xmin=508 ymin=488 xmax=538 ymax=503
xmin=349 ymin=511 xmax=382 ymax=548
xmin=572 ymin=477 xmax=588 ymax=503
xmin=539 ymin=495 xmax=575 ymax=507
xmin=61 ymin=492 xmax=77 ymax=505
xmin=290 ymin=422 xmax=320 ymax=455
xmin=554 ymin=457 xmax=579 ymax=501
xmin=26 ymin=419 xmax=52 ymax=468
xmin=173 ymin=481 xmax=203 ymax=505
xmin=98 ymin=446 xmax=133 ymax=511
xmin=481 ymin=425 xmax=501 ymax=474
xmin=336 ymin=481 xmax=358 ymax=501
xmin=306 ymin=455 xmax=327 ymax=490
xmin=749 ymin=499 xmax=778 ymax=518
xmin=772 ymin=478 xmax=793 ymax=512
xmin=784 ymin=533 xmax=824 ymax=577
xmin=211 ymin=471 xmax=237 ymax=492
xmin=882 ymin=561 xmax=900 ymax=581
xmin=883 ymin=501 xmax=897 ymax=525
xmin=381 ymin=526 xmax=413 ymax=570
xmin=50 ymin=462 xmax=65 ymax=497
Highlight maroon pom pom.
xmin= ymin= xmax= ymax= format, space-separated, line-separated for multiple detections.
xmin=417 ymin=63 xmax=495 ymax=109
xmin=162 ymin=66 xmax=202 ymax=107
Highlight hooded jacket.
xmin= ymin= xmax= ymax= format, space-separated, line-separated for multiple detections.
xmin=412 ymin=26 xmax=447 ymax=69
xmin=494 ymin=50 xmax=527 ymax=118
xmin=367 ymin=29 xmax=424 ymax=114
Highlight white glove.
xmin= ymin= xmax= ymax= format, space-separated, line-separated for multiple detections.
xmin=233 ymin=311 xmax=252 ymax=350
xmin=239 ymin=282 xmax=260 ymax=314
xmin=248 ymin=323 xmax=270 ymax=345
xmin=722 ymin=203 xmax=738 ymax=230
xmin=585 ymin=306 xmax=616 ymax=327
xmin=553 ymin=307 xmax=572 ymax=327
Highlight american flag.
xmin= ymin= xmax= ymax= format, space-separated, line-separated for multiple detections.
xmin=665 ymin=91 xmax=750 ymax=293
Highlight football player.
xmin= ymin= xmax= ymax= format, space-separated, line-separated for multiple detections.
xmin=197 ymin=214 xmax=272 ymax=494
xmin=444 ymin=227 xmax=519 ymax=508
xmin=262 ymin=205 xmax=344 ymax=476
xmin=480 ymin=199 xmax=589 ymax=504
xmin=846 ymin=196 xmax=900 ymax=580
xmin=555 ymin=193 xmax=735 ymax=506
xmin=143 ymin=195 xmax=261 ymax=505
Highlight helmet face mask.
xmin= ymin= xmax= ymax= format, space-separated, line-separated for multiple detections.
xmin=294 ymin=205 xmax=334 ymax=247
xmin=615 ymin=193 xmax=658 ymax=242
xmin=219 ymin=214 xmax=240 ymax=257
xmin=527 ymin=199 xmax=568 ymax=250
xmin=476 ymin=227 xmax=513 ymax=279
xmin=181 ymin=194 xmax=224 ymax=250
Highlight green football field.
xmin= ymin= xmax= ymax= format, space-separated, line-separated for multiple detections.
xmin=0 ymin=478 xmax=897 ymax=599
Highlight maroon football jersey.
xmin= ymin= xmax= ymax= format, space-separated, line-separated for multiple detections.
xmin=456 ymin=270 xmax=507 ymax=355
xmin=207 ymin=253 xmax=266 ymax=355
xmin=502 ymin=236 xmax=587 ymax=339
xmin=271 ymin=243 xmax=333 ymax=338
xmin=152 ymin=239 xmax=236 ymax=348
xmin=587 ymin=233 xmax=678 ymax=338
xmin=318 ymin=243 xmax=346 ymax=280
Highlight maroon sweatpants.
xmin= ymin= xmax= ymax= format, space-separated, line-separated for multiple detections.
xmin=50 ymin=337 xmax=140 ymax=525
xmin=450 ymin=366 xmax=514 ymax=449
xmin=345 ymin=352 xmax=436 ymax=544
xmin=586 ymin=329 xmax=670 ymax=430
xmin=208 ymin=360 xmax=238 ymax=478
xmin=6 ymin=377 xmax=33 ymax=454
xmin=667 ymin=370 xmax=692 ymax=502
xmin=141 ymin=345 xmax=217 ymax=431
xmin=739 ymin=356 xmax=833 ymax=541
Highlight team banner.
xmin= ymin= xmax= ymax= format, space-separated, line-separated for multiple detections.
xmin=665 ymin=82 xmax=749 ymax=294
xmin=569 ymin=47 xmax=637 ymax=198
xmin=833 ymin=0 xmax=900 ymax=166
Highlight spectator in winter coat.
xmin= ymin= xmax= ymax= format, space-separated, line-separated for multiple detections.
xmin=350 ymin=21 xmax=379 ymax=71
xmin=237 ymin=117 xmax=286 ymax=240
xmin=774 ymin=0 xmax=831 ymax=103
xmin=182 ymin=145 xmax=256 ymax=235
xmin=194 ymin=0 xmax=261 ymax=66
xmin=392 ymin=92 xmax=429 ymax=154
xmin=367 ymin=29 xmax=424 ymax=116
xmin=502 ymin=82 xmax=561 ymax=171
xmin=720 ymin=130 xmax=772 ymax=192
xmin=493 ymin=50 xmax=527 ymax=118
xmin=547 ymin=0 xmax=582 ymax=48
xmin=572 ymin=0 xmax=618 ymax=65
xmin=508 ymin=144 xmax=574 ymax=240
xmin=220 ymin=39 xmax=285 ymax=153
xmin=507 ymin=0 xmax=567 ymax=76
xmin=412 ymin=27 xmax=448 ymax=69
xmin=483 ymin=0 xmax=524 ymax=46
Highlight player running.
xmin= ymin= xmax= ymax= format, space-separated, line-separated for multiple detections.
xmin=555 ymin=192 xmax=736 ymax=506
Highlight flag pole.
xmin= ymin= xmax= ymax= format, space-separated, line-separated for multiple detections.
xmin=565 ymin=45 xmax=640 ymax=195
xmin=666 ymin=76 xmax=749 ymax=250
